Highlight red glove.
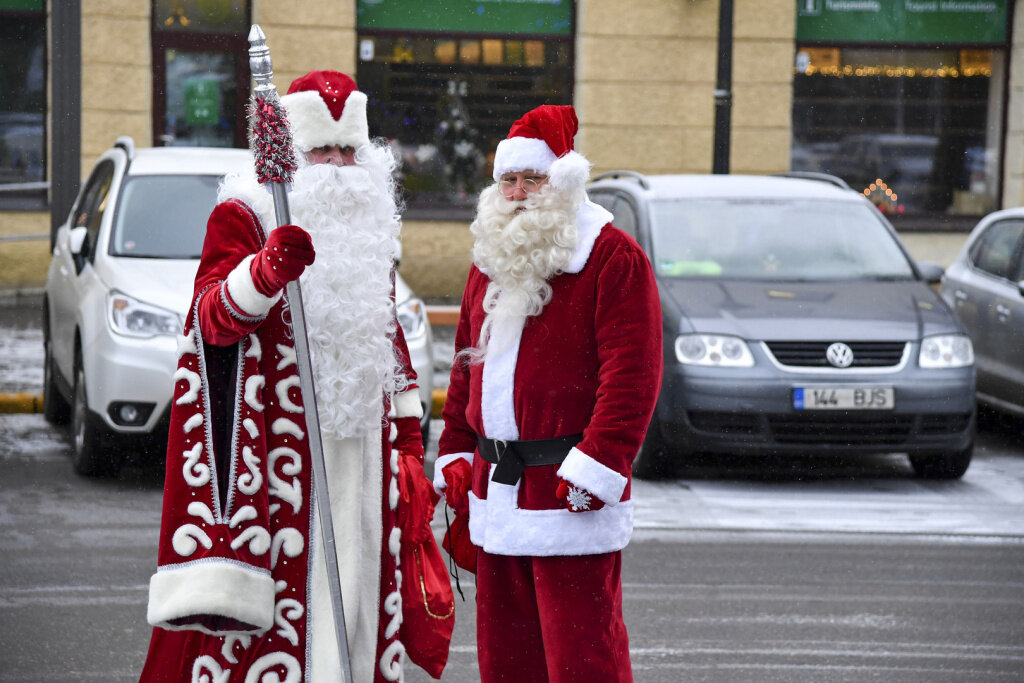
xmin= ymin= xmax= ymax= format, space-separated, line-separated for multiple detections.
xmin=440 ymin=459 xmax=472 ymax=516
xmin=396 ymin=454 xmax=440 ymax=545
xmin=556 ymin=478 xmax=606 ymax=513
xmin=250 ymin=224 xmax=315 ymax=296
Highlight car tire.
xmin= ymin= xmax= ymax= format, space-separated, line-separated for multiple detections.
xmin=42 ymin=324 xmax=71 ymax=425
xmin=908 ymin=446 xmax=973 ymax=480
xmin=633 ymin=417 xmax=674 ymax=480
xmin=70 ymin=349 xmax=118 ymax=477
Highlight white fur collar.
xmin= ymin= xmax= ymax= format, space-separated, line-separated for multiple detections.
xmin=565 ymin=199 xmax=612 ymax=274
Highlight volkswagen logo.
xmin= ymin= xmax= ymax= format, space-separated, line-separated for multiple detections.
xmin=826 ymin=342 xmax=854 ymax=368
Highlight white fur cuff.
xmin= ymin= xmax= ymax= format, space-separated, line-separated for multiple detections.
xmin=433 ymin=451 xmax=473 ymax=494
xmin=557 ymin=446 xmax=628 ymax=506
xmin=147 ymin=560 xmax=275 ymax=635
xmin=225 ymin=254 xmax=281 ymax=318
xmin=393 ymin=388 xmax=423 ymax=420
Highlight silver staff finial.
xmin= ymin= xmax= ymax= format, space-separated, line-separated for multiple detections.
xmin=248 ymin=24 xmax=275 ymax=96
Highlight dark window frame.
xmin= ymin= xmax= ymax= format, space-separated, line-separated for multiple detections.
xmin=0 ymin=6 xmax=48 ymax=211
xmin=150 ymin=11 xmax=251 ymax=149
xmin=357 ymin=26 xmax=576 ymax=221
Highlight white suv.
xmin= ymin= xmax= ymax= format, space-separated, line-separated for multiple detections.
xmin=44 ymin=138 xmax=434 ymax=475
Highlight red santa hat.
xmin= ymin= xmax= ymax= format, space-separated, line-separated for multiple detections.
xmin=280 ymin=70 xmax=370 ymax=152
xmin=491 ymin=105 xmax=591 ymax=190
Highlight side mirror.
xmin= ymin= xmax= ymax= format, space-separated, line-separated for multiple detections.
xmin=916 ymin=261 xmax=944 ymax=284
xmin=69 ymin=226 xmax=88 ymax=256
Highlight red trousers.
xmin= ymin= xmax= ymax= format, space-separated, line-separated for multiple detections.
xmin=476 ymin=550 xmax=633 ymax=682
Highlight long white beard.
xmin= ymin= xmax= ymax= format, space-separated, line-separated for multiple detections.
xmin=219 ymin=145 xmax=404 ymax=439
xmin=465 ymin=183 xmax=581 ymax=361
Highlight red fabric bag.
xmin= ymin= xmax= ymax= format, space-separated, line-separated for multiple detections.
xmin=442 ymin=511 xmax=478 ymax=574
xmin=397 ymin=456 xmax=455 ymax=678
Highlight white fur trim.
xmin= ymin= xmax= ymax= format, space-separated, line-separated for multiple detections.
xmin=393 ymin=389 xmax=423 ymax=420
xmin=548 ymin=150 xmax=591 ymax=190
xmin=281 ymin=90 xmax=370 ymax=152
xmin=432 ymin=451 xmax=474 ymax=494
xmin=565 ymin=199 xmax=612 ymax=274
xmin=556 ymin=446 xmax=628 ymax=506
xmin=147 ymin=560 xmax=274 ymax=634
xmin=492 ymin=136 xmax=558 ymax=180
xmin=480 ymin=313 xmax=523 ymax=440
xmin=468 ymin=488 xmax=633 ymax=556
xmin=225 ymin=254 xmax=281 ymax=317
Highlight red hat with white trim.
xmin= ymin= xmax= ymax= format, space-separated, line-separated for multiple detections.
xmin=280 ymin=70 xmax=370 ymax=152
xmin=491 ymin=104 xmax=591 ymax=190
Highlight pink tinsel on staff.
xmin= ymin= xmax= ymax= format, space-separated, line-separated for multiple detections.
xmin=248 ymin=94 xmax=297 ymax=185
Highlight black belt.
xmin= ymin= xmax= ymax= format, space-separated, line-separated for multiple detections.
xmin=476 ymin=433 xmax=583 ymax=485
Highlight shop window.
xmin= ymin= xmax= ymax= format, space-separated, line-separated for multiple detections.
xmin=792 ymin=1 xmax=1008 ymax=221
xmin=356 ymin=0 xmax=574 ymax=216
xmin=0 ymin=0 xmax=46 ymax=210
xmin=151 ymin=0 xmax=250 ymax=148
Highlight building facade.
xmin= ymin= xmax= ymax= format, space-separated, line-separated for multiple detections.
xmin=1 ymin=0 xmax=1020 ymax=299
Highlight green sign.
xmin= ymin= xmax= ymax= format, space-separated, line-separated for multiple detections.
xmin=357 ymin=0 xmax=573 ymax=36
xmin=0 ymin=0 xmax=43 ymax=10
xmin=184 ymin=78 xmax=220 ymax=127
xmin=796 ymin=0 xmax=1007 ymax=45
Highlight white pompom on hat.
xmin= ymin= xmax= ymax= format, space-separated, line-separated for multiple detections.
xmin=491 ymin=105 xmax=591 ymax=190
xmin=280 ymin=70 xmax=370 ymax=152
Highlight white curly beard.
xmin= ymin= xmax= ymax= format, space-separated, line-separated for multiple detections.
xmin=219 ymin=143 xmax=404 ymax=439
xmin=464 ymin=182 xmax=582 ymax=361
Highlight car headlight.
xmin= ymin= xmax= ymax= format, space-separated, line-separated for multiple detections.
xmin=397 ymin=296 xmax=428 ymax=341
xmin=107 ymin=292 xmax=183 ymax=338
xmin=674 ymin=334 xmax=754 ymax=367
xmin=919 ymin=334 xmax=974 ymax=369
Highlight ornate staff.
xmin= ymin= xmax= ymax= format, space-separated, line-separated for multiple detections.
xmin=247 ymin=24 xmax=353 ymax=683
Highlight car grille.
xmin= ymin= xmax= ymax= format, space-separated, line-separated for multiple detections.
xmin=765 ymin=341 xmax=907 ymax=368
xmin=769 ymin=414 xmax=914 ymax=444
xmin=685 ymin=411 xmax=972 ymax=445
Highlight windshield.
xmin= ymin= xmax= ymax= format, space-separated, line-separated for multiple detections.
xmin=648 ymin=198 xmax=915 ymax=281
xmin=110 ymin=174 xmax=222 ymax=258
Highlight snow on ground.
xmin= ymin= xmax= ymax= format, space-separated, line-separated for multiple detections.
xmin=0 ymin=321 xmax=43 ymax=394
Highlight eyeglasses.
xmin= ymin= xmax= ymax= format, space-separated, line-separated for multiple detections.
xmin=498 ymin=176 xmax=546 ymax=197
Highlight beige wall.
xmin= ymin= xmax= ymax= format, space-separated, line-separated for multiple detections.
xmin=1004 ymin=5 xmax=1024 ymax=208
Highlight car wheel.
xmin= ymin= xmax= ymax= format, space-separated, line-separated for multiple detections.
xmin=70 ymin=349 xmax=118 ymax=477
xmin=633 ymin=417 xmax=674 ymax=480
xmin=42 ymin=325 xmax=71 ymax=425
xmin=908 ymin=446 xmax=972 ymax=480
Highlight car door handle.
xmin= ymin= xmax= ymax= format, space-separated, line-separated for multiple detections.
xmin=953 ymin=289 xmax=968 ymax=303
xmin=996 ymin=304 xmax=1010 ymax=318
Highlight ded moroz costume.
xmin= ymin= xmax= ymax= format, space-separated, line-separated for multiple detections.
xmin=434 ymin=105 xmax=664 ymax=682
xmin=140 ymin=70 xmax=448 ymax=682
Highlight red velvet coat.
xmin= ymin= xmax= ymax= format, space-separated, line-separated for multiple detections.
xmin=141 ymin=199 xmax=424 ymax=682
xmin=436 ymin=201 xmax=663 ymax=556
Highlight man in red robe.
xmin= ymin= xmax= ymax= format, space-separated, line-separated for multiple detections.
xmin=434 ymin=105 xmax=664 ymax=682
xmin=141 ymin=71 xmax=436 ymax=682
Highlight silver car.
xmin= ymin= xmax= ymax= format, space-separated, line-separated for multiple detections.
xmin=43 ymin=137 xmax=434 ymax=475
xmin=940 ymin=208 xmax=1024 ymax=418
xmin=587 ymin=172 xmax=976 ymax=480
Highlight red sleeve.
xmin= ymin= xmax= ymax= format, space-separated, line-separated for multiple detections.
xmin=193 ymin=200 xmax=268 ymax=346
xmin=578 ymin=239 xmax=663 ymax=476
xmin=390 ymin=271 xmax=424 ymax=460
xmin=437 ymin=269 xmax=481 ymax=458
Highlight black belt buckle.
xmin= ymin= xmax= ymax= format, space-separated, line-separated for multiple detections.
xmin=488 ymin=439 xmax=526 ymax=486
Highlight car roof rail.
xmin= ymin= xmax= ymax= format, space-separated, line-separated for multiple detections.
xmin=114 ymin=136 xmax=135 ymax=161
xmin=772 ymin=171 xmax=851 ymax=190
xmin=591 ymin=170 xmax=650 ymax=190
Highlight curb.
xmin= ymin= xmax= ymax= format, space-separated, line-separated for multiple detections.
xmin=0 ymin=392 xmax=43 ymax=414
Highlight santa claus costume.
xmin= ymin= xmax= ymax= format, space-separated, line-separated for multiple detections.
xmin=140 ymin=71 xmax=431 ymax=682
xmin=434 ymin=105 xmax=663 ymax=682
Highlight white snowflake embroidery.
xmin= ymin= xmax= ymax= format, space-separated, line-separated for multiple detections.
xmin=566 ymin=485 xmax=593 ymax=511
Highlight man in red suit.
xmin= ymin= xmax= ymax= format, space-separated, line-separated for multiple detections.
xmin=140 ymin=71 xmax=437 ymax=682
xmin=434 ymin=105 xmax=664 ymax=682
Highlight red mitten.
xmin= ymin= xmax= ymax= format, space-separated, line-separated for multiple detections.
xmin=556 ymin=478 xmax=606 ymax=513
xmin=397 ymin=454 xmax=440 ymax=545
xmin=440 ymin=459 xmax=472 ymax=516
xmin=250 ymin=224 xmax=315 ymax=296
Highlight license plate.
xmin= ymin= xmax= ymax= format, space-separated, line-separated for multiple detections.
xmin=793 ymin=386 xmax=894 ymax=410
